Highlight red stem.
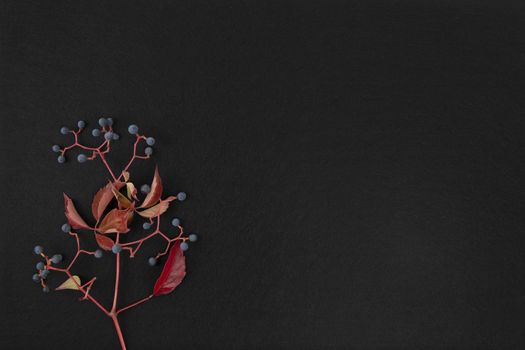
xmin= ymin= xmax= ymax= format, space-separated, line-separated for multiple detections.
xmin=111 ymin=314 xmax=127 ymax=350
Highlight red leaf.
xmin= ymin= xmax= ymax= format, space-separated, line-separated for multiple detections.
xmin=95 ymin=234 xmax=114 ymax=251
xmin=153 ymin=242 xmax=186 ymax=296
xmin=137 ymin=196 xmax=176 ymax=218
xmin=98 ymin=208 xmax=131 ymax=234
xmin=91 ymin=182 xmax=124 ymax=221
xmin=140 ymin=165 xmax=163 ymax=208
xmin=64 ymin=193 xmax=91 ymax=230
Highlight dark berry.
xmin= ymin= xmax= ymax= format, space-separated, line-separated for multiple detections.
xmin=51 ymin=254 xmax=63 ymax=264
xmin=36 ymin=262 xmax=45 ymax=270
xmin=171 ymin=218 xmax=181 ymax=227
xmin=92 ymin=129 xmax=101 ymax=137
xmin=77 ymin=153 xmax=87 ymax=163
xmin=143 ymin=222 xmax=152 ymax=230
xmin=60 ymin=126 xmax=69 ymax=135
xmin=177 ymin=192 xmax=187 ymax=201
xmin=52 ymin=145 xmax=60 ymax=153
xmin=77 ymin=120 xmax=86 ymax=128
xmin=94 ymin=249 xmax=103 ymax=258
xmin=57 ymin=155 xmax=66 ymax=163
xmin=140 ymin=184 xmax=151 ymax=194
xmin=144 ymin=147 xmax=153 ymax=156
xmin=146 ymin=137 xmax=155 ymax=146
xmin=104 ymin=132 xmax=114 ymax=141
xmin=32 ymin=273 xmax=41 ymax=283
xmin=180 ymin=242 xmax=189 ymax=251
xmin=42 ymin=286 xmax=50 ymax=293
xmin=128 ymin=124 xmax=139 ymax=134
xmin=34 ymin=245 xmax=44 ymax=255
xmin=98 ymin=117 xmax=108 ymax=127
xmin=112 ymin=244 xmax=122 ymax=254
xmin=40 ymin=269 xmax=50 ymax=279
xmin=107 ymin=118 xmax=114 ymax=126
xmin=148 ymin=257 xmax=157 ymax=266
xmin=61 ymin=223 xmax=71 ymax=233
xmin=189 ymin=233 xmax=198 ymax=242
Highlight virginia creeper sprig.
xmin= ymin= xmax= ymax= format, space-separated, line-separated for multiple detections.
xmin=33 ymin=118 xmax=198 ymax=350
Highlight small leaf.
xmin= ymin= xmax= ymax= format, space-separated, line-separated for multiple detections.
xmin=122 ymin=171 xmax=130 ymax=182
xmin=126 ymin=182 xmax=138 ymax=200
xmin=98 ymin=208 xmax=131 ymax=234
xmin=56 ymin=275 xmax=81 ymax=291
xmin=137 ymin=196 xmax=176 ymax=218
xmin=95 ymin=234 xmax=114 ymax=251
xmin=91 ymin=182 xmax=124 ymax=221
xmin=153 ymin=242 xmax=186 ymax=296
xmin=64 ymin=194 xmax=91 ymax=230
xmin=112 ymin=186 xmax=132 ymax=209
xmin=140 ymin=165 xmax=163 ymax=208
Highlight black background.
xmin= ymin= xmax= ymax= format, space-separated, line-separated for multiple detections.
xmin=1 ymin=1 xmax=524 ymax=349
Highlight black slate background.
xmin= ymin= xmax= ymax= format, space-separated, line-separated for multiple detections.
xmin=1 ymin=1 xmax=525 ymax=349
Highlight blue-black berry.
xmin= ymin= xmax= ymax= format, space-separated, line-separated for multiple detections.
xmin=57 ymin=155 xmax=66 ymax=163
xmin=189 ymin=233 xmax=198 ymax=242
xmin=98 ymin=117 xmax=108 ymax=127
xmin=128 ymin=124 xmax=139 ymax=134
xmin=60 ymin=126 xmax=69 ymax=135
xmin=34 ymin=245 xmax=44 ymax=255
xmin=32 ymin=273 xmax=41 ymax=283
xmin=77 ymin=120 xmax=86 ymax=129
xmin=36 ymin=262 xmax=45 ymax=270
xmin=42 ymin=285 xmax=50 ymax=293
xmin=144 ymin=147 xmax=153 ymax=156
xmin=52 ymin=145 xmax=60 ymax=153
xmin=143 ymin=222 xmax=152 ymax=230
xmin=112 ymin=133 xmax=120 ymax=140
xmin=112 ymin=244 xmax=122 ymax=254
xmin=51 ymin=254 xmax=63 ymax=264
xmin=180 ymin=242 xmax=189 ymax=251
xmin=146 ymin=137 xmax=155 ymax=146
xmin=177 ymin=192 xmax=187 ymax=201
xmin=104 ymin=132 xmax=114 ymax=141
xmin=94 ymin=249 xmax=103 ymax=258
xmin=171 ymin=218 xmax=181 ymax=227
xmin=140 ymin=184 xmax=151 ymax=194
xmin=148 ymin=257 xmax=157 ymax=266
xmin=61 ymin=223 xmax=71 ymax=233
xmin=77 ymin=154 xmax=87 ymax=163
xmin=92 ymin=129 xmax=101 ymax=137
xmin=40 ymin=269 xmax=50 ymax=279
xmin=107 ymin=118 xmax=114 ymax=126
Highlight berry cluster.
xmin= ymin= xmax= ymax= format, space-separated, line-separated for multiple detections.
xmin=34 ymin=118 xmax=198 ymax=350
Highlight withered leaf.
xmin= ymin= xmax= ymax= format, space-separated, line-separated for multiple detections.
xmin=112 ymin=186 xmax=132 ymax=209
xmin=137 ymin=196 xmax=176 ymax=218
xmin=91 ymin=182 xmax=124 ymax=221
xmin=95 ymin=233 xmax=114 ymax=251
xmin=98 ymin=208 xmax=131 ymax=234
xmin=56 ymin=275 xmax=81 ymax=291
xmin=140 ymin=165 xmax=163 ymax=208
xmin=64 ymin=194 xmax=91 ymax=230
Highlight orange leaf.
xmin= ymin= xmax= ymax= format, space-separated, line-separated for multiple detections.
xmin=112 ymin=186 xmax=132 ymax=209
xmin=64 ymin=193 xmax=91 ymax=230
xmin=98 ymin=208 xmax=131 ymax=234
xmin=95 ymin=234 xmax=114 ymax=251
xmin=140 ymin=165 xmax=163 ymax=208
xmin=91 ymin=182 xmax=124 ymax=221
xmin=137 ymin=196 xmax=176 ymax=218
